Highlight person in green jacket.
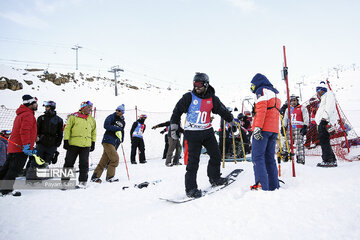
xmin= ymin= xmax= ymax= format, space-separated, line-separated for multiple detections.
xmin=62 ymin=101 xmax=96 ymax=188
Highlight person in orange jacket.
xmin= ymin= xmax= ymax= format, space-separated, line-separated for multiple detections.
xmin=250 ymin=74 xmax=281 ymax=191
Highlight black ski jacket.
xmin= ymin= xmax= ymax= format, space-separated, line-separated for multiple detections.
xmin=37 ymin=111 xmax=64 ymax=147
xmin=170 ymin=85 xmax=233 ymax=127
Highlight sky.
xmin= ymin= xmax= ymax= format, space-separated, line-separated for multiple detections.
xmin=1 ymin=0 xmax=360 ymax=93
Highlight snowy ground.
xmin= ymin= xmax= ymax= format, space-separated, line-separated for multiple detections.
xmin=1 ymin=156 xmax=360 ymax=240
xmin=1 ymin=65 xmax=360 ymax=239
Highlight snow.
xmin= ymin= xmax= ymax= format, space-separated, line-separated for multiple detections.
xmin=1 ymin=64 xmax=360 ymax=240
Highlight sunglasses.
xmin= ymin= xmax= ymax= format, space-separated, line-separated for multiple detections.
xmin=193 ymin=81 xmax=205 ymax=88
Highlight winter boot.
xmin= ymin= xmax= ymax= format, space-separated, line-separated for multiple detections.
xmin=1 ymin=190 xmax=21 ymax=197
xmin=186 ymin=188 xmax=202 ymax=198
xmin=165 ymin=163 xmax=173 ymax=167
xmin=250 ymin=182 xmax=262 ymax=190
xmin=209 ymin=177 xmax=229 ymax=187
xmin=317 ymin=161 xmax=337 ymax=168
xmin=131 ymin=161 xmax=137 ymax=164
xmin=106 ymin=177 xmax=119 ymax=183
xmin=91 ymin=176 xmax=102 ymax=183
xmin=76 ymin=181 xmax=87 ymax=189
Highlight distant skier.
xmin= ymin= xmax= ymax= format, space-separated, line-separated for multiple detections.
xmin=0 ymin=130 xmax=11 ymax=167
xmin=315 ymin=81 xmax=338 ymax=167
xmin=250 ymin=73 xmax=280 ymax=191
xmin=91 ymin=104 xmax=125 ymax=183
xmin=282 ymin=95 xmax=309 ymax=164
xmin=170 ymin=72 xmax=234 ymax=198
xmin=130 ymin=114 xmax=147 ymax=164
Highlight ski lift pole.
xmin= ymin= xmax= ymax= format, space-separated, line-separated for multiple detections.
xmin=283 ymin=46 xmax=296 ymax=177
xmin=236 ymin=122 xmax=247 ymax=162
xmin=326 ymin=79 xmax=350 ymax=153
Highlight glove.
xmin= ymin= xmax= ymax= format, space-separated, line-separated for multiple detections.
xmin=90 ymin=141 xmax=95 ymax=152
xmin=63 ymin=140 xmax=69 ymax=150
xmin=170 ymin=123 xmax=179 ymax=140
xmin=151 ymin=125 xmax=157 ymax=130
xmin=160 ymin=129 xmax=166 ymax=134
xmin=300 ymin=125 xmax=308 ymax=136
xmin=22 ymin=144 xmax=34 ymax=156
xmin=327 ymin=124 xmax=336 ymax=135
xmin=253 ymin=127 xmax=263 ymax=141
xmin=115 ymin=131 xmax=122 ymax=141
xmin=52 ymin=151 xmax=59 ymax=164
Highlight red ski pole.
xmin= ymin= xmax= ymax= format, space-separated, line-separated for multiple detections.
xmin=283 ymin=46 xmax=296 ymax=177
xmin=120 ymin=142 xmax=130 ymax=181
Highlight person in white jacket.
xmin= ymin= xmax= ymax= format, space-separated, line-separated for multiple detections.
xmin=283 ymin=95 xmax=309 ymax=164
xmin=315 ymin=81 xmax=338 ymax=167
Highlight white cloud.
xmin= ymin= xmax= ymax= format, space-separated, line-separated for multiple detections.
xmin=0 ymin=11 xmax=48 ymax=28
xmin=227 ymin=0 xmax=257 ymax=12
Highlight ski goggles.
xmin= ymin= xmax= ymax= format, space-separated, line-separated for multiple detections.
xmin=139 ymin=114 xmax=147 ymax=119
xmin=80 ymin=101 xmax=93 ymax=109
xmin=43 ymin=101 xmax=56 ymax=107
xmin=193 ymin=81 xmax=205 ymax=88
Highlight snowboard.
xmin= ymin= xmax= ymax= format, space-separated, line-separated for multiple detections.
xmin=160 ymin=168 xmax=243 ymax=204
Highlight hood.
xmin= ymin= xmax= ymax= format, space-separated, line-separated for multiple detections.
xmin=251 ymin=73 xmax=279 ymax=94
xmin=16 ymin=104 xmax=34 ymax=116
xmin=192 ymin=85 xmax=215 ymax=99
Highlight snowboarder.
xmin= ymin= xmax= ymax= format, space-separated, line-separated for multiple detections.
xmin=250 ymin=73 xmax=280 ymax=191
xmin=130 ymin=114 xmax=147 ymax=164
xmin=26 ymin=101 xmax=63 ymax=180
xmin=62 ymin=101 xmax=96 ymax=188
xmin=91 ymin=104 xmax=125 ymax=183
xmin=170 ymin=72 xmax=234 ymax=198
xmin=0 ymin=95 xmax=38 ymax=196
xmin=282 ymin=95 xmax=309 ymax=164
xmin=315 ymin=81 xmax=338 ymax=167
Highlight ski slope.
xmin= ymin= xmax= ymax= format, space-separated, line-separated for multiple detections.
xmin=0 ymin=65 xmax=360 ymax=240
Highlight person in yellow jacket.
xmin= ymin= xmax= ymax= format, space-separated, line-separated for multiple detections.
xmin=62 ymin=101 xmax=96 ymax=188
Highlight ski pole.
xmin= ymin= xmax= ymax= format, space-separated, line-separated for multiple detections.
xmin=222 ymin=120 xmax=226 ymax=168
xmin=0 ymin=135 xmax=45 ymax=165
xmin=120 ymin=142 xmax=130 ymax=181
xmin=277 ymin=131 xmax=283 ymax=177
xmin=230 ymin=123 xmax=237 ymax=164
xmin=235 ymin=122 xmax=247 ymax=162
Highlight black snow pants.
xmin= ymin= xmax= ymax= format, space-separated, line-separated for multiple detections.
xmin=318 ymin=120 xmax=337 ymax=162
xmin=184 ymin=128 xmax=222 ymax=193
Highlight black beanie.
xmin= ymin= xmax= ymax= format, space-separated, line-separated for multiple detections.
xmin=22 ymin=94 xmax=37 ymax=106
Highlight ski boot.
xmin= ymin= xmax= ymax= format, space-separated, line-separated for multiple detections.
xmin=76 ymin=181 xmax=87 ymax=189
xmin=209 ymin=176 xmax=228 ymax=187
xmin=186 ymin=188 xmax=202 ymax=198
xmin=106 ymin=177 xmax=119 ymax=183
xmin=317 ymin=161 xmax=337 ymax=168
xmin=250 ymin=181 xmax=262 ymax=190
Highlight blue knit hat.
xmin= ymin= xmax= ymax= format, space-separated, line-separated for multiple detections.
xmin=316 ymin=81 xmax=328 ymax=93
xmin=116 ymin=104 xmax=125 ymax=114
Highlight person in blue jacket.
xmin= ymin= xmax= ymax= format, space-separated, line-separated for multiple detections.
xmin=91 ymin=104 xmax=125 ymax=183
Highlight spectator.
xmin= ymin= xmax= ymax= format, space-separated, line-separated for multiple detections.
xmin=91 ymin=104 xmax=125 ymax=183
xmin=0 ymin=130 xmax=11 ymax=167
xmin=315 ymin=82 xmax=338 ymax=167
xmin=250 ymin=73 xmax=281 ymax=191
xmin=62 ymin=101 xmax=96 ymax=188
xmin=0 ymin=95 xmax=38 ymax=196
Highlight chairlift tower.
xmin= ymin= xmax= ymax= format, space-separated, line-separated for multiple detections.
xmin=108 ymin=66 xmax=124 ymax=96
xmin=71 ymin=44 xmax=82 ymax=70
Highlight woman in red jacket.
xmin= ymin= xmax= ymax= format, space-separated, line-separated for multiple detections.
xmin=250 ymin=74 xmax=281 ymax=191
